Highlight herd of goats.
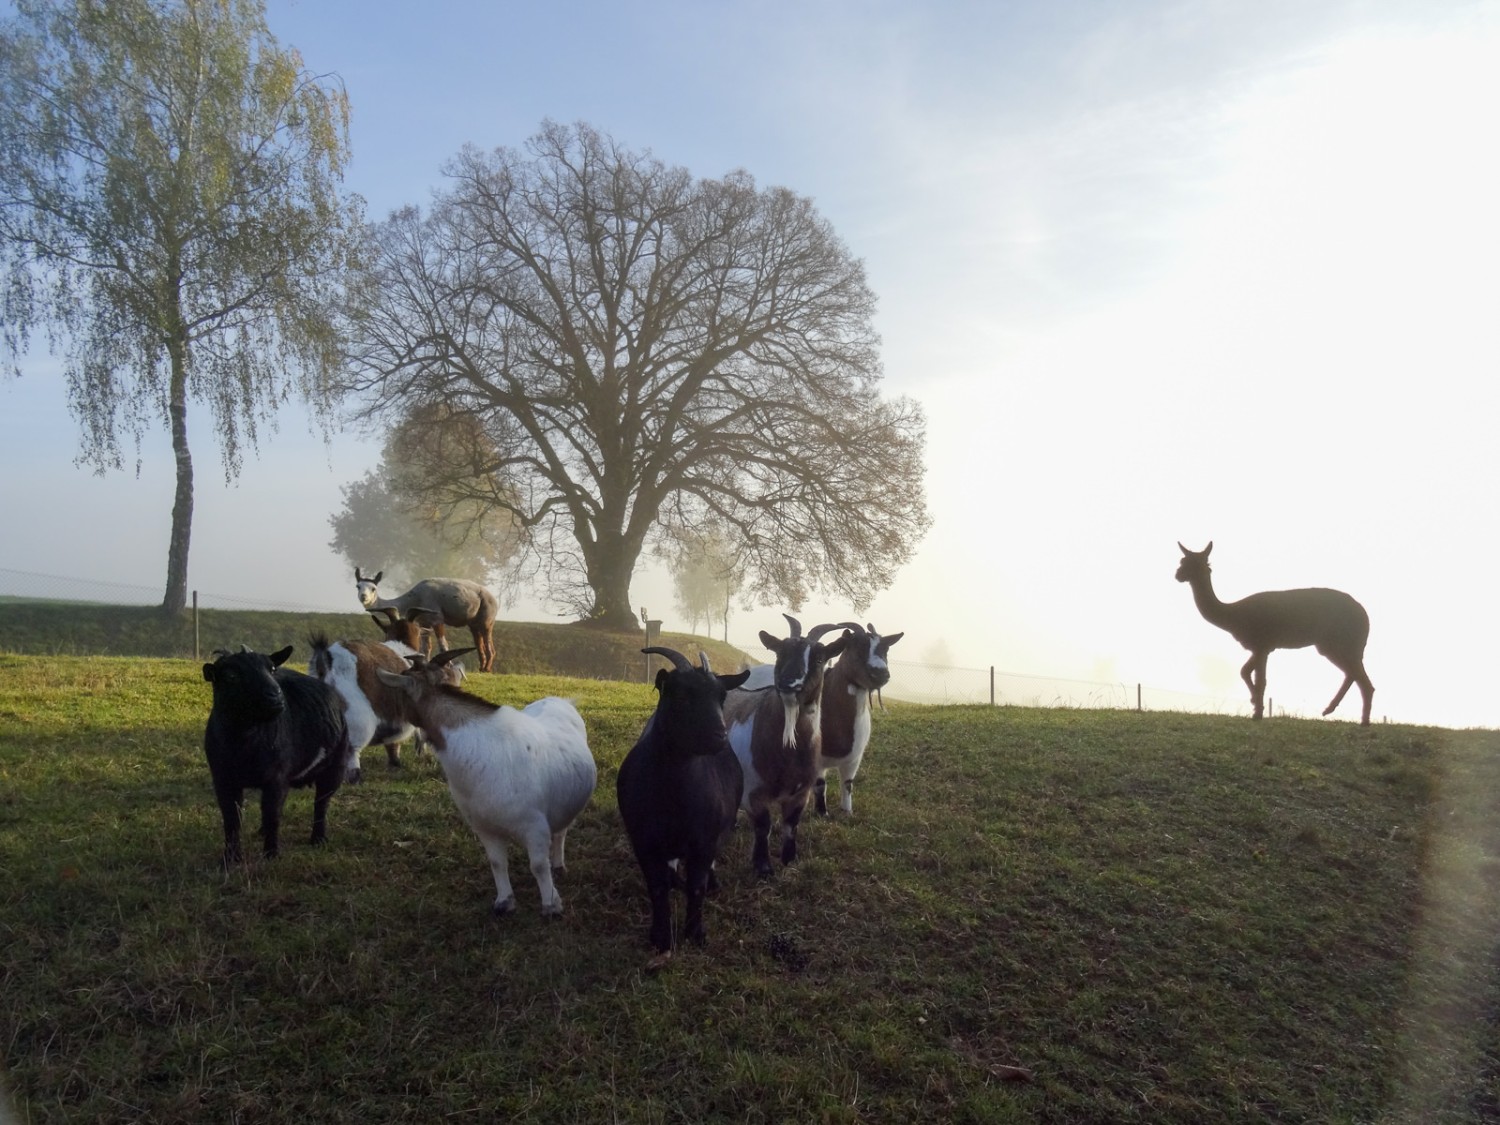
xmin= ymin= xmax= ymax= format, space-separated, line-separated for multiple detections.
xmin=198 ymin=544 xmax=1373 ymax=958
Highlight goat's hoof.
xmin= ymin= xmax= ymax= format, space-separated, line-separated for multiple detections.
xmin=492 ymin=896 xmax=517 ymax=917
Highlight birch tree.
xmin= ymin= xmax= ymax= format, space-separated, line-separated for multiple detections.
xmin=0 ymin=0 xmax=361 ymax=613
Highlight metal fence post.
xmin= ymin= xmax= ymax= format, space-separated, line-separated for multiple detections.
xmin=990 ymin=666 xmax=995 ymax=706
xmin=193 ymin=590 xmax=199 ymax=661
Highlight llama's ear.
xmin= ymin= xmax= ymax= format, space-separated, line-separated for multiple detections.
xmin=1177 ymin=541 xmax=1189 ymax=555
xmin=1204 ymin=541 xmax=1213 ymax=556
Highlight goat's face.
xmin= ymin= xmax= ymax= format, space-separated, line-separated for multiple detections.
xmin=374 ymin=647 xmax=473 ymax=703
xmin=353 ymin=568 xmax=384 ymax=608
xmin=652 ymin=656 xmax=751 ymax=754
xmin=845 ymin=625 xmax=904 ymax=691
xmin=202 ymin=645 xmax=294 ymax=721
xmin=1175 ymin=541 xmax=1213 ymax=584
xmin=759 ymin=620 xmax=852 ymax=706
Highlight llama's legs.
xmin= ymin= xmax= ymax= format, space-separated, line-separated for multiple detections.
xmin=1357 ymin=672 xmax=1374 ymax=726
xmin=431 ymin=622 xmax=449 ymax=654
xmin=1240 ymin=653 xmax=1268 ymax=719
xmin=472 ymin=625 xmax=494 ymax=672
xmin=1323 ymin=656 xmax=1374 ymax=725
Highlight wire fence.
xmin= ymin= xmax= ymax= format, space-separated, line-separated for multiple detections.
xmin=0 ymin=565 xmax=348 ymax=614
xmin=3 ymin=565 xmax=1279 ymax=717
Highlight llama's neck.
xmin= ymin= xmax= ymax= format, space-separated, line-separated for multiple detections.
xmin=1187 ymin=574 xmax=1236 ymax=629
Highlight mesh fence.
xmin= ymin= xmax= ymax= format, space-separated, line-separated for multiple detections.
xmin=0 ymin=566 xmax=348 ymax=614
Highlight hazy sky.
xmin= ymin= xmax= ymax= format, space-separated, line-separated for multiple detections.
xmin=2 ymin=0 xmax=1497 ymax=728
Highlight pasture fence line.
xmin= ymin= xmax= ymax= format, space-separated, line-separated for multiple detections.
xmin=3 ymin=565 xmax=1298 ymax=718
xmin=0 ymin=565 xmax=348 ymax=614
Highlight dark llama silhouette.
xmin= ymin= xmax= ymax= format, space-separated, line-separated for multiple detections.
xmin=1175 ymin=542 xmax=1374 ymax=725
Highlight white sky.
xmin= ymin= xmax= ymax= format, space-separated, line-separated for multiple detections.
xmin=2 ymin=0 xmax=1497 ymax=728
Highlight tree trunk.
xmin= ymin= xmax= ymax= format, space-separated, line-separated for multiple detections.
xmin=160 ymin=335 xmax=193 ymax=616
xmin=581 ymin=531 xmax=643 ymax=630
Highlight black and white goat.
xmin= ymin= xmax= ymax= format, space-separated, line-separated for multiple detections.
xmin=815 ymin=622 xmax=903 ymax=816
xmin=201 ymin=645 xmax=350 ymax=866
xmin=375 ymin=649 xmax=597 ymax=916
xmin=722 ymin=616 xmax=851 ymax=878
xmin=617 ymin=647 xmax=750 ymax=956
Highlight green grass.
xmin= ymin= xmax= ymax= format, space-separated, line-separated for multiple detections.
xmin=2 ymin=655 xmax=1499 ymax=1122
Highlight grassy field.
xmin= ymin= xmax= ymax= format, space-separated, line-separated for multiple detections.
xmin=2 ymin=653 xmax=1499 ymax=1123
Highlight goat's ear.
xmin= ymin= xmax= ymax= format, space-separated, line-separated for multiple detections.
xmin=202 ymin=663 xmax=216 ymax=683
xmin=720 ymin=669 xmax=752 ymax=691
xmin=375 ymin=668 xmax=408 ymax=691
xmin=758 ymin=630 xmax=780 ymax=650
xmin=269 ymin=645 xmax=294 ymax=667
xmin=883 ymin=632 xmax=904 ymax=649
xmin=821 ymin=633 xmax=851 ymax=660
xmin=654 ymin=668 xmax=670 ymax=693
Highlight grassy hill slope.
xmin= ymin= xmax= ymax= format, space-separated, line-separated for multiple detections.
xmin=0 ymin=600 xmax=750 ymax=679
xmin=2 ymin=655 xmax=1498 ymax=1122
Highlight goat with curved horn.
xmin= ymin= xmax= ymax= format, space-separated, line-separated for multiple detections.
xmin=1175 ymin=542 xmax=1375 ymax=725
xmin=722 ymin=616 xmax=852 ymax=877
xmin=619 ymin=644 xmax=750 ymax=958
xmin=816 ymin=621 xmax=904 ymax=815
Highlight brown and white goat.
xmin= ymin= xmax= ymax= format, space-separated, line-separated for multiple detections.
xmin=307 ymin=632 xmax=462 ymax=782
xmin=368 ymin=606 xmax=437 ymax=656
xmin=722 ymin=615 xmax=851 ymax=878
xmin=815 ymin=622 xmax=904 ymax=816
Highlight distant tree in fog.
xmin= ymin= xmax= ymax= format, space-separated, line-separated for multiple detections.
xmin=0 ymin=0 xmax=361 ymax=614
xmin=661 ymin=527 xmax=744 ymax=641
xmin=339 ymin=120 xmax=931 ymax=629
xmin=329 ymin=404 xmax=520 ymax=590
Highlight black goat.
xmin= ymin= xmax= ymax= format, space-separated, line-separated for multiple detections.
xmin=202 ymin=645 xmax=350 ymax=866
xmin=617 ymin=647 xmax=750 ymax=958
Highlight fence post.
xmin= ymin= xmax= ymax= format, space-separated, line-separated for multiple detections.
xmin=193 ymin=590 xmax=199 ymax=662
xmin=990 ymin=666 xmax=995 ymax=706
xmin=642 ymin=618 xmax=661 ymax=682
xmin=1137 ymin=683 xmax=1142 ymax=713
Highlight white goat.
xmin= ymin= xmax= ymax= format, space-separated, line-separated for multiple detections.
xmin=376 ymin=648 xmax=597 ymax=916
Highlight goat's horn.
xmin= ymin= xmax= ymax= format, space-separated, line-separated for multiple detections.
xmin=642 ymin=646 xmax=694 ymax=672
xmin=698 ymin=651 xmax=712 ymax=672
xmin=808 ymin=621 xmax=861 ymax=643
xmin=866 ymin=622 xmax=878 ymax=635
xmin=781 ymin=614 xmax=803 ymax=639
xmin=238 ymin=644 xmax=249 ymax=653
xmin=432 ymin=648 xmax=474 ymax=667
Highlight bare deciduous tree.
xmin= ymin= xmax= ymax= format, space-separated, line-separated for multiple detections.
xmin=341 ymin=120 xmax=931 ymax=629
